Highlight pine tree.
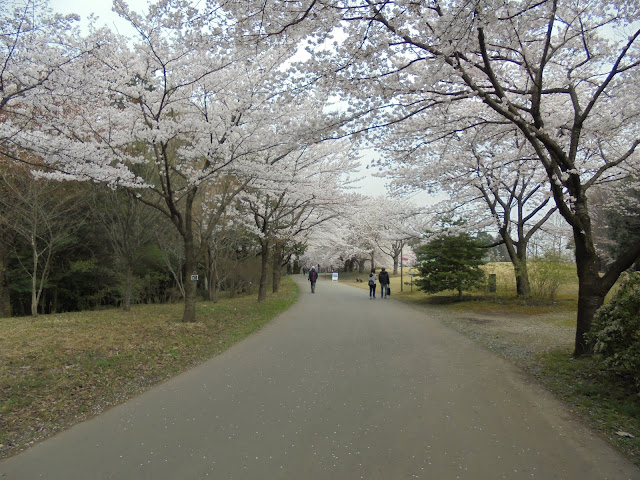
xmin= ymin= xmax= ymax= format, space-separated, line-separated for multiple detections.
xmin=415 ymin=235 xmax=486 ymax=300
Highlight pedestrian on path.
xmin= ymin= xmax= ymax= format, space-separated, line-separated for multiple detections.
xmin=379 ymin=267 xmax=390 ymax=298
xmin=368 ymin=269 xmax=377 ymax=298
xmin=308 ymin=266 xmax=318 ymax=293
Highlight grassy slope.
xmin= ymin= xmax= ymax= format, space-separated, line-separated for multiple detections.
xmin=0 ymin=277 xmax=298 ymax=459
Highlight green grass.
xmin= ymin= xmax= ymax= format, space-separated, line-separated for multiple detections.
xmin=0 ymin=277 xmax=298 ymax=458
xmin=538 ymin=350 xmax=640 ymax=462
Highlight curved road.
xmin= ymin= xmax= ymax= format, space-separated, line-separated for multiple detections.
xmin=1 ymin=276 xmax=638 ymax=479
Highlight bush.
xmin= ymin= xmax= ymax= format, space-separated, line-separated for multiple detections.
xmin=529 ymin=253 xmax=571 ymax=301
xmin=415 ymin=234 xmax=486 ymax=300
xmin=587 ymin=272 xmax=640 ymax=390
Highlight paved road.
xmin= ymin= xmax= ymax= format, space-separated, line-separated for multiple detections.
xmin=1 ymin=276 xmax=638 ymax=479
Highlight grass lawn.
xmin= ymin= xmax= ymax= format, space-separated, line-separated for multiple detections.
xmin=339 ymin=265 xmax=640 ymax=465
xmin=0 ymin=277 xmax=298 ymax=459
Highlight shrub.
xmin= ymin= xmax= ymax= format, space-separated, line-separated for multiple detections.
xmin=415 ymin=234 xmax=486 ymax=300
xmin=529 ymin=253 xmax=570 ymax=301
xmin=586 ymin=272 xmax=640 ymax=390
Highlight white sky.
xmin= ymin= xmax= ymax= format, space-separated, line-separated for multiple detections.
xmin=51 ymin=0 xmax=142 ymax=36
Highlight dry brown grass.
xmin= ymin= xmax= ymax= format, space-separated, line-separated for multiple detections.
xmin=0 ymin=278 xmax=298 ymax=459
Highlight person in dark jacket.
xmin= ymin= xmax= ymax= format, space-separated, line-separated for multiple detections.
xmin=308 ymin=266 xmax=318 ymax=293
xmin=379 ymin=267 xmax=390 ymax=298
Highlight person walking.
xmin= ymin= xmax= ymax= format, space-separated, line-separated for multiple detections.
xmin=308 ymin=266 xmax=318 ymax=293
xmin=378 ymin=267 xmax=390 ymax=299
xmin=368 ymin=269 xmax=377 ymax=298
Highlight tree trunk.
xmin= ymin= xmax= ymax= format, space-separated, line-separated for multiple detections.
xmin=501 ymin=230 xmax=531 ymax=298
xmin=572 ymin=228 xmax=607 ymax=356
xmin=258 ymin=239 xmax=270 ymax=302
xmin=211 ymin=273 xmax=219 ymax=303
xmin=123 ymin=263 xmax=132 ymax=312
xmin=513 ymin=257 xmax=531 ymax=298
xmin=181 ymin=216 xmax=197 ymax=323
xmin=272 ymin=243 xmax=283 ymax=293
xmin=208 ymin=262 xmax=220 ymax=304
xmin=203 ymin=247 xmax=213 ymax=302
xmin=393 ymin=256 xmax=399 ymax=275
xmin=31 ymin=240 xmax=38 ymax=317
xmin=0 ymin=242 xmax=11 ymax=317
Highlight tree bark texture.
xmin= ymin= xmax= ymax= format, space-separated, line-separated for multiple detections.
xmin=180 ymin=192 xmax=197 ymax=323
xmin=182 ymin=235 xmax=197 ymax=323
xmin=0 ymin=243 xmax=11 ymax=317
xmin=272 ymin=243 xmax=283 ymax=294
xmin=258 ymin=239 xmax=270 ymax=302
xmin=123 ymin=264 xmax=133 ymax=312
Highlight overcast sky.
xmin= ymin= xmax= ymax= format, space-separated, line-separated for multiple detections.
xmin=51 ymin=0 xmax=142 ymax=36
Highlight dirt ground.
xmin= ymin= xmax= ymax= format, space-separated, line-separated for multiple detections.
xmin=434 ymin=308 xmax=575 ymax=363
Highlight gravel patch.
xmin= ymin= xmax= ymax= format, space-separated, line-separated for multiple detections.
xmin=418 ymin=305 xmax=576 ymax=373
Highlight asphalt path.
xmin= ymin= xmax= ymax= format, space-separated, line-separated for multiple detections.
xmin=1 ymin=276 xmax=638 ymax=479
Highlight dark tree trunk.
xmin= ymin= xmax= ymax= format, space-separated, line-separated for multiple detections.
xmin=203 ymin=247 xmax=213 ymax=302
xmin=0 ymin=242 xmax=11 ymax=317
xmin=565 ymin=193 xmax=640 ymax=356
xmin=513 ymin=258 xmax=531 ymax=298
xmin=208 ymin=254 xmax=220 ymax=304
xmin=181 ymin=198 xmax=197 ymax=323
xmin=258 ymin=239 xmax=270 ymax=302
xmin=572 ymin=227 xmax=607 ymax=356
xmin=272 ymin=243 xmax=283 ymax=294
xmin=500 ymin=228 xmax=531 ymax=298
xmin=123 ymin=263 xmax=133 ymax=312
xmin=211 ymin=273 xmax=219 ymax=303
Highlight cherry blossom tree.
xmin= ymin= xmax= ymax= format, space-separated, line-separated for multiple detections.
xmin=300 ymin=196 xmax=395 ymax=274
xmin=0 ymin=0 xmax=94 ymax=165
xmin=7 ymin=0 xmax=334 ymax=321
xmin=385 ymin=122 xmax=557 ymax=296
xmin=240 ymin=141 xmax=356 ymax=301
xmin=367 ymin=197 xmax=427 ymax=274
xmin=237 ymin=0 xmax=640 ymax=355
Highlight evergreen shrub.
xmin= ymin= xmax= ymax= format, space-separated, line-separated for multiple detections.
xmin=587 ymin=272 xmax=640 ymax=390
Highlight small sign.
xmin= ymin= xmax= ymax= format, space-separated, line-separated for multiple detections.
xmin=191 ymin=274 xmax=199 ymax=281
xmin=332 ymin=272 xmax=339 ymax=281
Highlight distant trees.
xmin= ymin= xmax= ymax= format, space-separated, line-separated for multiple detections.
xmin=0 ymin=165 xmax=88 ymax=315
xmin=602 ymin=181 xmax=640 ymax=272
xmin=90 ymin=187 xmax=161 ymax=312
xmin=0 ymin=170 xmax=301 ymax=316
xmin=386 ymin=122 xmax=557 ymax=298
